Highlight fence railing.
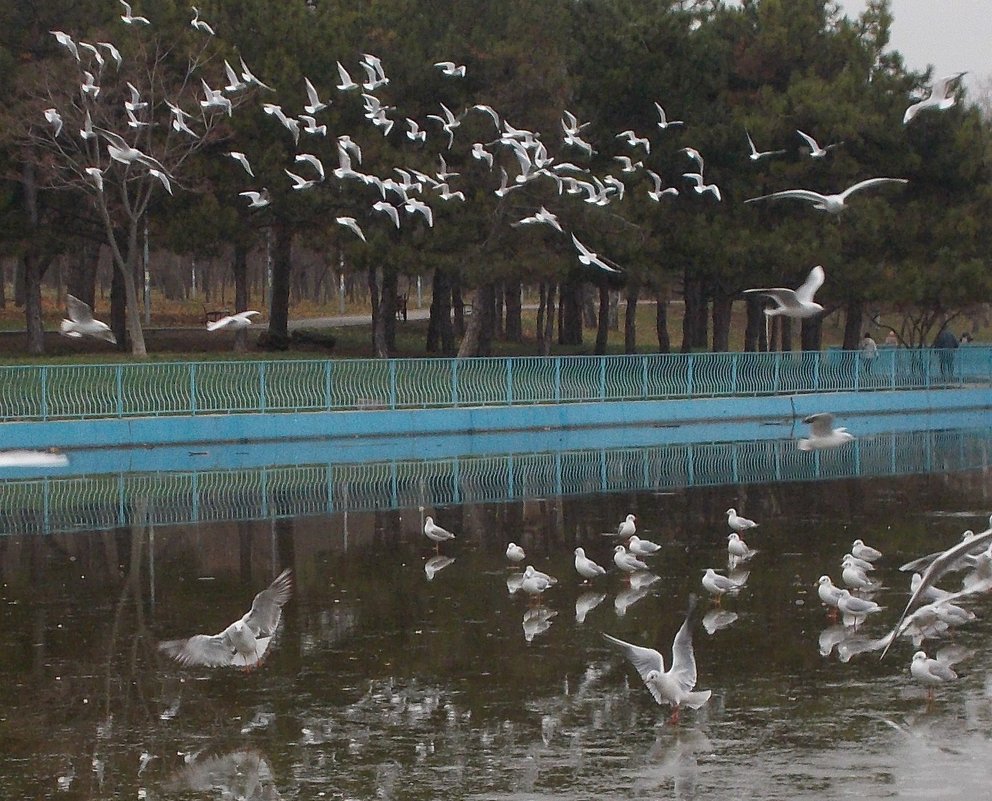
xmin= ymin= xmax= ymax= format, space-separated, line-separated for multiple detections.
xmin=1 ymin=426 xmax=988 ymax=536
xmin=1 ymin=346 xmax=989 ymax=421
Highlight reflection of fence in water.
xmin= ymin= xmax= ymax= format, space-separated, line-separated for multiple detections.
xmin=1 ymin=428 xmax=989 ymax=537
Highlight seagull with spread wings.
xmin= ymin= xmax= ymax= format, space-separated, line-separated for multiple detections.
xmin=745 ymin=178 xmax=908 ymax=214
xmin=743 ymin=265 xmax=826 ymax=320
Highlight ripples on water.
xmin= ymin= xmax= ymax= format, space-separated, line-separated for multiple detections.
xmin=1 ymin=469 xmax=991 ymax=799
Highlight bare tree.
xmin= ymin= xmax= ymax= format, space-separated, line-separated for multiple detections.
xmin=12 ymin=27 xmax=257 ymax=355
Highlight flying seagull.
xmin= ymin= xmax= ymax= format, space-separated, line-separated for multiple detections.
xmin=904 ymin=72 xmax=966 ymax=124
xmin=744 ymin=178 xmax=908 ymax=214
xmin=206 ymin=311 xmax=261 ymax=331
xmin=746 ymin=130 xmax=786 ymax=161
xmin=60 ymin=294 xmax=116 ymax=344
xmin=336 ymin=216 xmax=366 ymax=242
xmin=571 ymin=235 xmax=620 ymax=273
xmin=796 ymin=129 xmax=842 ymax=158
xmin=743 ymin=265 xmax=826 ymax=320
xmin=434 ymin=61 xmax=466 ymax=77
xmin=159 ymin=569 xmax=292 ymax=669
xmin=798 ymin=413 xmax=855 ymax=451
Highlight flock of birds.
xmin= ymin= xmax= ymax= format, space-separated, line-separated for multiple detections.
xmin=40 ymin=3 xmax=970 ymax=342
xmin=156 ymin=504 xmax=992 ymax=723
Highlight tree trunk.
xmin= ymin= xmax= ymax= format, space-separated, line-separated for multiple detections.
xmin=456 ymin=287 xmax=484 ymax=357
xmin=267 ymin=221 xmax=292 ymax=349
xmin=110 ymin=260 xmax=127 ymax=349
xmin=232 ymin=240 xmax=249 ymax=353
xmin=655 ymin=291 xmax=671 ymax=353
xmin=22 ymin=254 xmax=45 ymax=355
xmin=559 ymin=277 xmax=583 ymax=346
xmin=843 ymin=301 xmax=863 ymax=350
xmin=780 ymin=317 xmax=793 ymax=351
xmin=452 ymin=276 xmax=465 ymax=338
xmin=0 ymin=260 xmax=5 ymax=308
xmin=427 ymin=268 xmax=454 ymax=354
xmin=594 ymin=280 xmax=610 ymax=355
xmin=624 ymin=284 xmax=639 ymax=353
xmin=711 ymin=294 xmax=732 ymax=352
xmin=504 ymin=281 xmax=522 ymax=342
xmin=681 ymin=271 xmax=703 ymax=352
xmin=744 ymin=295 xmax=765 ymax=352
xmin=493 ymin=282 xmax=504 ymax=340
xmin=801 ymin=315 xmax=823 ymax=351
xmin=539 ymin=283 xmax=556 ymax=356
xmin=581 ymin=284 xmax=596 ymax=329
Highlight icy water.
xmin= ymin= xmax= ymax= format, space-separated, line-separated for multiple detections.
xmin=1 ymin=467 xmax=991 ymax=800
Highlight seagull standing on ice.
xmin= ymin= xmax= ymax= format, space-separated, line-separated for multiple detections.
xmin=424 ymin=516 xmax=456 ymax=549
xmin=506 ymin=543 xmax=525 ymax=563
xmin=617 ymin=514 xmax=637 ymax=538
xmin=614 ymin=545 xmax=649 ymax=573
xmin=628 ymin=536 xmax=661 ymax=557
xmin=726 ymin=508 xmax=758 ymax=533
xmin=574 ymin=548 xmax=607 ymax=581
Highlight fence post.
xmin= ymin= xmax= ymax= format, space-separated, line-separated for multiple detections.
xmin=450 ymin=359 xmax=458 ymax=406
xmin=599 ymin=357 xmax=606 ymax=400
xmin=324 ymin=360 xmax=333 ymax=409
xmin=115 ymin=365 xmax=124 ymax=416
xmin=389 ymin=360 xmax=398 ymax=409
xmin=686 ymin=354 xmax=694 ymax=396
xmin=853 ymin=351 xmax=861 ymax=391
xmin=772 ymin=352 xmax=781 ymax=393
xmin=258 ymin=362 xmax=267 ymax=412
xmin=641 ymin=356 xmax=649 ymax=399
xmin=731 ymin=353 xmax=739 ymax=394
xmin=812 ymin=351 xmax=820 ymax=391
xmin=505 ymin=358 xmax=513 ymax=405
xmin=40 ymin=367 xmax=48 ymax=420
xmin=189 ymin=363 xmax=197 ymax=415
xmin=554 ymin=357 xmax=562 ymax=402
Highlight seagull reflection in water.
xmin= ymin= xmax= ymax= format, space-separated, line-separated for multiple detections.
xmin=523 ymin=606 xmax=557 ymax=642
xmin=162 ymin=749 xmax=280 ymax=800
xmin=424 ymin=555 xmax=455 ymax=581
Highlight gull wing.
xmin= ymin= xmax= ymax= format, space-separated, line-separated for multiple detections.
xmin=602 ymin=633 xmax=664 ymax=679
xmin=803 ymin=413 xmax=836 ymax=437
xmin=931 ymin=72 xmax=966 ymax=101
xmin=159 ymin=632 xmax=234 ymax=667
xmin=744 ymin=189 xmax=830 ymax=207
xmin=795 ymin=265 xmax=825 ymax=304
xmin=669 ymin=595 xmax=700 ymax=691
xmin=742 ymin=287 xmax=802 ymax=312
xmin=882 ymin=526 xmax=992 ymax=658
xmin=66 ymin=294 xmax=96 ymax=325
xmin=838 ymin=178 xmax=908 ymax=202
xmin=795 ymin=129 xmax=820 ymax=151
xmin=242 ymin=568 xmax=293 ymax=637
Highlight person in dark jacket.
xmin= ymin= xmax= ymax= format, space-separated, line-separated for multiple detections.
xmin=933 ymin=327 xmax=958 ymax=380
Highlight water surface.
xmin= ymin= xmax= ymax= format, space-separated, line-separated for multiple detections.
xmin=2 ymin=462 xmax=991 ymax=800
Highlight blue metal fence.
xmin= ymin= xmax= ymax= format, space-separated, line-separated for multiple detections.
xmin=1 ymin=346 xmax=989 ymax=421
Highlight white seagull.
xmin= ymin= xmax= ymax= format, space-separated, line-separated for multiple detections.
xmin=424 ymin=516 xmax=456 ymax=547
xmin=158 ymin=569 xmax=292 ymax=669
xmin=903 ymin=73 xmax=966 ymax=124
xmin=206 ymin=311 xmax=261 ymax=331
xmin=571 ymin=235 xmax=620 ymax=274
xmin=798 ymin=412 xmax=855 ymax=451
xmin=294 ymin=153 xmax=325 ymax=182
xmin=190 ymin=6 xmax=215 ymax=35
xmin=60 ymin=294 xmax=116 ymax=344
xmin=743 ymin=265 xmax=826 ymax=320
xmin=602 ymin=595 xmax=711 ymax=719
xmin=506 ymin=543 xmax=526 ymax=563
xmin=50 ymin=30 xmax=80 ymax=60
xmin=682 ymin=172 xmax=721 ymax=201
xmin=616 ymin=129 xmax=651 ymax=152
xmin=335 ymin=217 xmax=366 ymax=242
xmin=796 ymin=129 xmax=842 ymax=158
xmin=335 ymin=61 xmax=359 ymax=91
xmin=645 ymin=169 xmax=679 ymax=201
xmin=745 ymin=178 xmax=908 ymax=214
xmin=628 ymin=535 xmax=661 ymax=557
xmin=654 ymin=102 xmax=684 ymax=129
xmin=284 ymin=169 xmax=317 ymax=191
xmin=851 ymin=539 xmax=882 ymax=563
xmin=119 ymin=0 xmax=150 ymax=25
xmin=303 ymin=77 xmax=328 ymax=114
xmin=726 ymin=508 xmax=758 ymax=533
xmin=910 ymin=649 xmax=963 ymax=700
xmin=226 ymin=152 xmax=254 ymax=177
xmin=614 ymin=545 xmax=649 ymax=574
xmin=372 ymin=201 xmax=401 ymax=229
xmin=574 ymin=547 xmax=607 ymax=581
xmin=727 ymin=532 xmax=756 ymax=561
xmin=44 ymin=108 xmax=63 ymax=136
xmin=617 ymin=513 xmax=637 ymax=538
xmin=434 ymin=61 xmax=466 ymax=77
xmin=239 ymin=189 xmax=270 ymax=209
xmin=513 ymin=207 xmax=562 ymax=232
xmin=701 ymin=568 xmax=747 ymax=601
xmin=746 ymin=130 xmax=786 ymax=161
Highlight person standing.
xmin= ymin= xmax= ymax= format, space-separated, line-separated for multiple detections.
xmin=860 ymin=331 xmax=877 ymax=376
xmin=933 ymin=326 xmax=958 ymax=381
